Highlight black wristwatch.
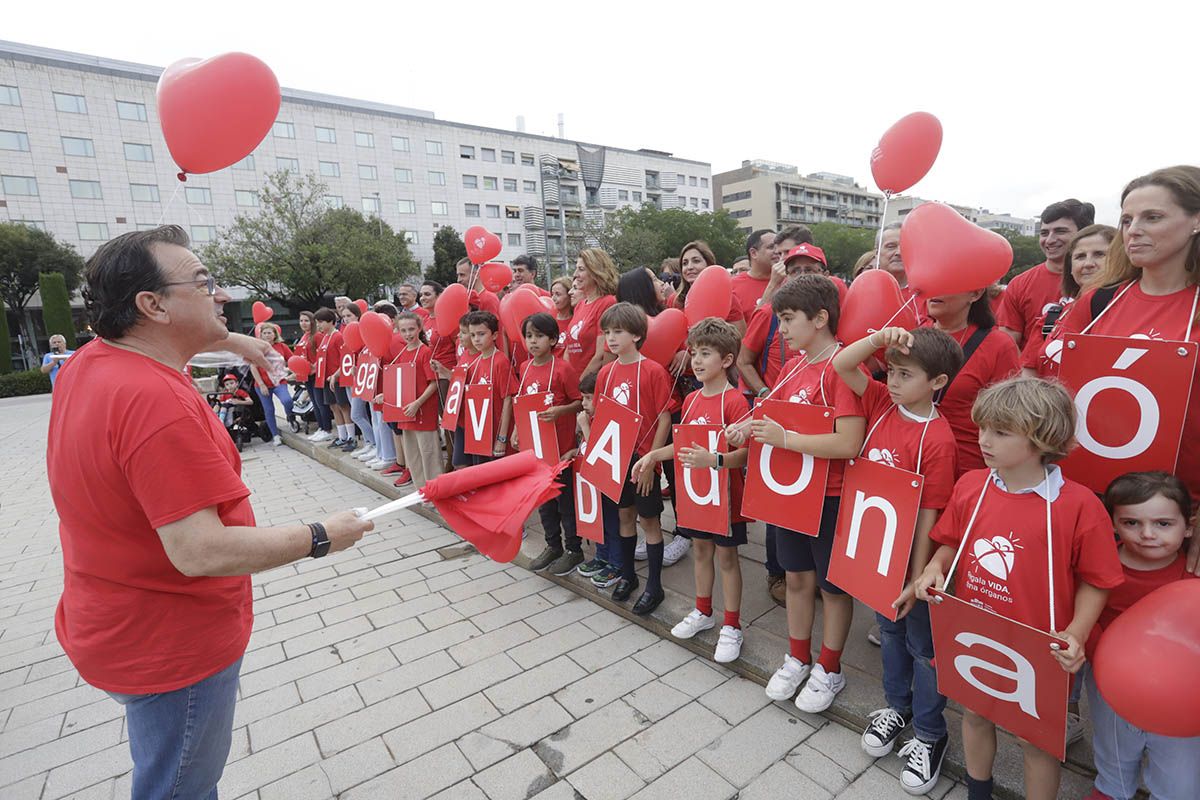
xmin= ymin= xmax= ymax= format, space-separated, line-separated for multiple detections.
xmin=715 ymin=452 xmax=725 ymax=469
xmin=307 ymin=522 xmax=330 ymax=558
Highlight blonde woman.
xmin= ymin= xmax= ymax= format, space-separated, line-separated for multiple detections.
xmin=252 ymin=322 xmax=295 ymax=444
xmin=566 ymin=248 xmax=619 ymax=378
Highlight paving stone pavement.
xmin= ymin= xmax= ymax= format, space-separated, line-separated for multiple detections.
xmin=0 ymin=394 xmax=965 ymax=800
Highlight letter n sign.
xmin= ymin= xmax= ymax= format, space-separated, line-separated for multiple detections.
xmin=1059 ymin=334 xmax=1196 ymax=493
xmin=929 ymin=590 xmax=1069 ymax=760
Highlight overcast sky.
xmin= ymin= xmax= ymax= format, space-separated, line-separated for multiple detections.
xmin=8 ymin=0 xmax=1197 ymax=225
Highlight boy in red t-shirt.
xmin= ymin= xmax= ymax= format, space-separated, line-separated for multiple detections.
xmin=594 ymin=303 xmax=672 ymax=615
xmin=215 ymin=374 xmax=253 ymax=428
xmin=635 ymin=319 xmax=750 ymax=663
xmin=915 ymin=377 xmax=1122 ymax=800
xmin=463 ymin=311 xmax=516 ymax=465
xmin=832 ymin=326 xmax=963 ymax=793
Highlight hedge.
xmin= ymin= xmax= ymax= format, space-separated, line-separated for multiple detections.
xmin=0 ymin=300 xmax=11 ymax=375
xmin=0 ymin=369 xmax=52 ymax=398
xmin=38 ymin=272 xmax=77 ymax=348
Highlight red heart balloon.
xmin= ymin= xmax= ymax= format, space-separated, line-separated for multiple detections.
xmin=287 ymin=355 xmax=310 ymax=381
xmin=156 ymin=53 xmax=281 ymax=176
xmin=901 ymin=203 xmax=1013 ymax=297
xmin=251 ymin=300 xmax=273 ymax=325
xmin=354 ymin=299 xmax=368 ymax=313
xmin=517 ymin=283 xmax=541 ymax=295
xmin=464 ymin=226 xmax=502 ymax=266
xmin=359 ymin=311 xmax=392 ymax=357
xmin=839 ymin=270 xmax=918 ymax=345
xmin=870 ymin=112 xmax=943 ymax=195
xmin=499 ymin=289 xmax=544 ymax=344
xmin=1094 ymin=580 xmax=1200 ymax=737
xmin=642 ymin=308 xmax=688 ymax=367
xmin=434 ymin=284 xmax=469 ymax=336
xmin=684 ymin=265 xmax=732 ymax=326
xmin=341 ymin=321 xmax=363 ymax=352
xmin=479 ymin=262 xmax=513 ymax=293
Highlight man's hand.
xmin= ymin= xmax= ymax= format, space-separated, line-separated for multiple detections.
xmin=221 ymin=332 xmax=274 ymax=372
xmin=321 ymin=510 xmax=373 ymax=554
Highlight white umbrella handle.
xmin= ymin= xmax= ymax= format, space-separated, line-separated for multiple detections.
xmin=354 ymin=493 xmax=425 ymax=522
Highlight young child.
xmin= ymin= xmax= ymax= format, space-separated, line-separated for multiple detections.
xmin=832 ymin=326 xmax=962 ymax=793
xmin=1083 ymin=472 xmax=1200 ymax=800
xmin=634 ymin=319 xmax=750 ymax=662
xmin=730 ymin=275 xmax=866 ymax=713
xmin=517 ymin=312 xmax=585 ymax=576
xmin=574 ymin=372 xmax=624 ymax=588
xmin=432 ymin=314 xmax=480 ymax=471
xmin=463 ymin=310 xmax=516 ymax=465
xmin=215 ymin=374 xmax=253 ymax=428
xmin=594 ymin=302 xmax=673 ymax=614
xmin=386 ymin=312 xmax=442 ymax=489
xmin=915 ymin=377 xmax=1123 ymax=800
xmin=314 ymin=307 xmax=353 ymax=446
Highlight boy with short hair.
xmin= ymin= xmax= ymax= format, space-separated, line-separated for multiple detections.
xmin=594 ymin=302 xmax=673 ymax=614
xmin=215 ymin=374 xmax=253 ymax=428
xmin=575 ymin=370 xmax=624 ymax=587
xmin=915 ymin=377 xmax=1123 ymax=800
xmin=463 ymin=310 xmax=516 ymax=465
xmin=832 ymin=326 xmax=962 ymax=793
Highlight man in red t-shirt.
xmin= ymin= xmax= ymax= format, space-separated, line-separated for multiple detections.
xmin=731 ymin=229 xmax=777 ymax=318
xmin=512 ymin=254 xmax=551 ymax=296
xmin=46 ymin=226 xmax=372 ymax=798
xmin=997 ymin=199 xmax=1095 ymax=348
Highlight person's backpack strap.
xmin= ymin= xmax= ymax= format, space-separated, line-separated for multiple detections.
xmin=934 ymin=326 xmax=992 ymax=404
xmin=1090 ymin=284 xmax=1121 ymax=321
xmin=760 ymin=312 xmax=781 ymax=378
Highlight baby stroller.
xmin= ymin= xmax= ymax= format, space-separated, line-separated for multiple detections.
xmin=289 ymin=379 xmax=316 ymax=435
xmin=206 ymin=367 xmax=272 ymax=451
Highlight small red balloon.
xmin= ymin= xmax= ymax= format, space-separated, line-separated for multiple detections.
xmin=684 ymin=265 xmax=732 ymax=326
xmin=464 ymin=226 xmax=502 ymax=266
xmin=499 ymin=290 xmax=544 ymax=344
xmin=354 ymin=299 xmax=368 ymax=313
xmin=341 ymin=321 xmax=363 ymax=352
xmin=359 ymin=312 xmax=392 ymax=357
xmin=643 ymin=308 xmax=688 ymax=367
xmin=870 ymin=112 xmax=943 ymax=195
xmin=251 ymin=300 xmax=273 ymax=325
xmin=479 ymin=262 xmax=513 ymax=293
xmin=901 ymin=203 xmax=1012 ymax=297
xmin=287 ymin=355 xmax=310 ymax=381
xmin=434 ymin=284 xmax=469 ymax=336
xmin=839 ymin=270 xmax=918 ymax=346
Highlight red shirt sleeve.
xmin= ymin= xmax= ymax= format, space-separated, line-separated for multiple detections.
xmin=996 ymin=275 xmax=1026 ymax=333
xmin=743 ymin=308 xmax=769 ymax=357
xmin=1070 ymin=487 xmax=1125 ymax=591
xmin=929 ymin=472 xmax=981 ymax=548
xmin=826 ymin=369 xmax=865 ymax=421
xmin=859 ymin=378 xmax=892 ymax=424
xmin=495 ymin=351 xmax=518 ymax=398
xmin=417 ymin=346 xmax=436 ymax=383
xmin=917 ymin=425 xmax=959 ymax=511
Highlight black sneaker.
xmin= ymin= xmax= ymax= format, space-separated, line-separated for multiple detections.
xmin=898 ymin=734 xmax=948 ymax=795
xmin=328 ymin=437 xmax=346 ymax=448
xmin=529 ymin=547 xmax=563 ymax=572
xmin=861 ymin=707 xmax=912 ymax=757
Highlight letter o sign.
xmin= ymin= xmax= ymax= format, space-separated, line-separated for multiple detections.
xmin=1074 ymin=375 xmax=1159 ymax=460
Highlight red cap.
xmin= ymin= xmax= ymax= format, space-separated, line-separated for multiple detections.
xmin=784 ymin=244 xmax=827 ymax=266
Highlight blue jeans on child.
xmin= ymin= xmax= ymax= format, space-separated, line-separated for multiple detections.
xmin=877 ymin=601 xmax=946 ymax=742
xmin=371 ymin=408 xmax=396 ymax=462
xmin=593 ymin=494 xmax=623 ymax=568
xmin=349 ymin=397 xmax=375 ymax=446
xmin=255 ymin=385 xmax=294 ymax=438
xmin=106 ymin=657 xmax=243 ymax=800
xmin=307 ymin=377 xmax=332 ymax=432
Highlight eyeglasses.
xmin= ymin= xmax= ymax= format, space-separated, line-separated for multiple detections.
xmin=162 ymin=275 xmax=217 ymax=296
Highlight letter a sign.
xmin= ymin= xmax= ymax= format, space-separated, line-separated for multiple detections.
xmin=441 ymin=367 xmax=467 ymax=430
xmin=1059 ymin=334 xmax=1196 ymax=493
xmin=514 ymin=392 xmax=560 ymax=465
xmin=930 ymin=590 xmax=1069 ymax=760
xmin=463 ymin=384 xmax=494 ymax=456
xmin=741 ymin=400 xmax=833 ymax=534
xmin=827 ymin=458 xmax=923 ymax=620
xmin=672 ymin=425 xmax=729 ymax=535
xmin=381 ymin=363 xmax=416 ymax=422
xmin=578 ymin=395 xmax=642 ymax=502
xmin=573 ymin=456 xmax=604 ymax=544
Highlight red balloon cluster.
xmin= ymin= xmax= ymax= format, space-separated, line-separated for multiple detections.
xmin=870 ymin=112 xmax=943 ymax=195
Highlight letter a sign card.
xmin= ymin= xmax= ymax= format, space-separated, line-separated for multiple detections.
xmin=1059 ymin=334 xmax=1196 ymax=493
xmin=578 ymin=395 xmax=642 ymax=502
xmin=673 ymin=424 xmax=729 ymax=535
xmin=741 ymin=400 xmax=832 ymax=533
xmin=441 ymin=367 xmax=467 ymax=430
xmin=463 ymin=384 xmax=494 ymax=456
xmin=573 ymin=456 xmax=604 ymax=544
xmin=381 ymin=363 xmax=416 ymax=422
xmin=514 ymin=392 xmax=560 ymax=465
xmin=929 ymin=590 xmax=1069 ymax=760
xmin=827 ymin=457 xmax=923 ymax=620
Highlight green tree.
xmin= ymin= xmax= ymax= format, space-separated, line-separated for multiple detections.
xmin=429 ymin=226 xmax=467 ymax=286
xmin=586 ymin=206 xmax=747 ymax=271
xmin=0 ymin=300 xmax=12 ymax=375
xmin=808 ymin=222 xmax=878 ymax=278
xmin=996 ymin=230 xmax=1044 ymax=281
xmin=0 ymin=223 xmax=84 ymax=347
xmin=202 ymin=171 xmax=418 ymax=309
xmin=38 ymin=272 xmax=76 ymax=347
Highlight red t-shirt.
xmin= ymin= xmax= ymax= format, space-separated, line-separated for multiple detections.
xmin=731 ymin=273 xmax=771 ymax=319
xmin=900 ymin=286 xmax=929 ymax=326
xmin=467 ymin=348 xmax=518 ymax=437
xmin=400 ymin=304 xmax=430 ymax=321
xmin=422 ymin=316 xmax=457 ymax=371
xmin=47 ymin=341 xmax=255 ymax=694
xmin=859 ymin=380 xmax=957 ymax=510
xmin=555 ymin=316 xmax=572 ymax=356
xmin=681 ymin=387 xmax=751 ymax=523
xmin=468 ymin=289 xmax=501 ymax=318
xmin=929 ymin=325 xmax=1020 ymax=476
xmin=315 ymin=328 xmax=344 ymax=384
xmin=295 ymin=331 xmax=317 ymax=366
xmin=389 ymin=344 xmax=439 ymax=431
xmin=596 ymin=356 xmax=674 ymax=457
xmin=516 ymin=355 xmax=583 ymax=454
xmin=930 ymin=470 xmax=1123 ymax=630
xmin=1085 ymin=553 xmax=1195 ymax=659
xmin=217 ymin=388 xmax=251 ymax=404
xmin=742 ymin=306 xmax=798 ymax=388
xmin=565 ymin=294 xmax=617 ymax=374
xmin=997 ymin=262 xmax=1067 ymax=348
xmin=773 ymin=355 xmax=865 ymax=495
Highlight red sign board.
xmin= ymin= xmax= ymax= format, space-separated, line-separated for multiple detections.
xmin=352 ymin=356 xmax=380 ymax=402
xmin=440 ymin=367 xmax=467 ymax=430
xmin=672 ymin=424 xmax=729 ymax=535
xmin=337 ymin=351 xmax=356 ymax=387
xmin=381 ymin=363 xmax=416 ymax=422
xmin=463 ymin=384 xmax=494 ymax=456
xmin=740 ymin=400 xmax=833 ymax=534
xmin=573 ymin=459 xmax=605 ymax=544
xmin=578 ymin=395 xmax=643 ymax=502
xmin=514 ymin=392 xmax=560 ymax=465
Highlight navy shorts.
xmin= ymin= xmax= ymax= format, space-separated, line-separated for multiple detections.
xmin=616 ymin=457 xmax=664 ymax=519
xmin=775 ymin=495 xmax=844 ymax=594
xmin=680 ymin=522 xmax=747 ymax=548
xmin=330 ymin=384 xmax=350 ymax=405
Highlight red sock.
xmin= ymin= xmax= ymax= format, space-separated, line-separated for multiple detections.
xmin=817 ymin=645 xmax=842 ymax=674
xmin=789 ymin=637 xmax=812 ymax=663
xmin=696 ymin=596 xmax=713 ymax=617
xmin=723 ymin=610 xmax=741 ymax=630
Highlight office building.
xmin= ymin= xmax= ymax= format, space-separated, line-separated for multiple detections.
xmin=713 ymin=160 xmax=884 ymax=233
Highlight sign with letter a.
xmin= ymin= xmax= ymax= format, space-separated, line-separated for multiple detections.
xmin=930 ymin=590 xmax=1069 ymax=760
xmin=514 ymin=392 xmax=560 ymax=465
xmin=381 ymin=363 xmax=416 ymax=422
xmin=352 ymin=355 xmax=381 ymax=402
xmin=337 ymin=351 xmax=356 ymax=387
xmin=441 ymin=367 xmax=467 ymax=430
xmin=463 ymin=384 xmax=494 ymax=456
xmin=573 ymin=456 xmax=604 ymax=544
xmin=578 ymin=395 xmax=642 ymax=502
xmin=741 ymin=400 xmax=833 ymax=534
xmin=827 ymin=457 xmax=924 ymax=620
xmin=672 ymin=424 xmax=729 ymax=535
xmin=1059 ymin=334 xmax=1196 ymax=493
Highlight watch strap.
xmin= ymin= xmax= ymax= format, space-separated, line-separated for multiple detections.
xmin=308 ymin=522 xmax=331 ymax=558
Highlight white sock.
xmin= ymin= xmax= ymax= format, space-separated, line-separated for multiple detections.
xmin=340 ymin=424 xmax=352 ymax=439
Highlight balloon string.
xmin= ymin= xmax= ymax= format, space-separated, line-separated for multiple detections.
xmin=872 ymin=192 xmax=892 ymax=273
xmin=871 ymin=293 xmax=919 ymax=334
xmin=156 ymin=181 xmax=185 ymax=226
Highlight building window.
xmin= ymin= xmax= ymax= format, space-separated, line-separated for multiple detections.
xmin=503 ymin=178 xmax=517 ymax=192
xmin=701 ymin=198 xmax=710 ymax=209
xmin=700 ymin=177 xmax=709 ymax=188
xmin=425 ymin=140 xmax=443 ymax=156
xmin=507 ymin=233 xmax=521 ymax=246
xmin=190 ymin=225 xmax=216 ymax=243
xmin=124 ymin=142 xmax=154 ymax=162
xmin=690 ymin=197 xmax=699 ymax=207
xmin=60 ymin=136 xmax=95 ymax=157
xmin=355 ymin=131 xmax=374 ymax=148
xmin=483 ymin=176 xmax=498 ymax=190
xmin=561 ymin=185 xmax=579 ymax=203
xmin=486 ymin=204 xmax=500 ymax=218
xmin=460 ymin=145 xmax=475 ymax=159
xmin=428 ymin=171 xmax=446 ymax=186
xmin=325 ymin=195 xmax=344 ymax=209
xmin=465 ymin=203 xmax=480 ymax=218
xmin=272 ymin=121 xmax=295 ymax=139
xmin=232 ymin=154 xmax=255 ymax=171
xmin=676 ymin=174 xmax=686 ymax=185
xmin=315 ymin=126 xmax=336 ymax=143
xmin=130 ymin=183 xmax=159 ymax=202
xmin=505 ymin=206 xmax=520 ymax=220
xmin=54 ymin=92 xmax=87 ymax=114
xmin=185 ymin=186 xmax=212 ymax=205
xmin=617 ymin=190 xmax=629 ymax=201
xmin=359 ymin=164 xmax=378 ymax=180
xmin=395 ymin=168 xmax=412 ymax=183
xmin=632 ymin=191 xmax=642 ymax=203
xmin=403 ymin=231 xmax=417 ymax=244
xmin=14 ymin=220 xmax=46 ymax=230
xmin=462 ymin=175 xmax=478 ymax=189
xmin=523 ymin=180 xmax=537 ymax=193
xmin=689 ymin=176 xmax=697 ymax=187
xmin=319 ymin=161 xmax=340 ymax=177
xmin=398 ymin=199 xmax=416 ymax=214
xmin=0 ymin=86 xmax=19 ymax=106
xmin=0 ymin=131 xmax=29 ymax=151
xmin=77 ymin=222 xmax=109 ymax=240
xmin=362 ymin=196 xmax=381 ymax=214
xmin=392 ymin=136 xmax=410 ymax=152
xmin=501 ymin=150 xmax=515 ymax=165
xmin=276 ymin=157 xmax=300 ymax=172
xmin=68 ymin=179 xmax=103 ymax=200
xmin=521 ymin=153 xmax=535 ymax=166
xmin=235 ymin=190 xmax=259 ymax=207
xmin=481 ymin=148 xmax=496 ymax=162
xmin=115 ymin=100 xmax=148 ymax=121
xmin=431 ymin=201 xmax=448 ymax=216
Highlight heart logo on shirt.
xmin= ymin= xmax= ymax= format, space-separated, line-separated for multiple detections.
xmin=788 ymin=388 xmax=810 ymax=404
xmin=613 ymin=381 xmax=631 ymax=406
xmin=570 ymin=321 xmax=584 ymax=340
xmin=526 ymin=382 xmax=540 ymax=394
xmin=868 ymin=448 xmax=896 ymax=467
xmin=543 ymin=395 xmax=553 ymax=407
xmin=692 ymin=415 xmax=709 ymax=425
xmin=1044 ymin=338 xmax=1064 ymax=365
xmin=971 ymin=535 xmax=1018 ymax=581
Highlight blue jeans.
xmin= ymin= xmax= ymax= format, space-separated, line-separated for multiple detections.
xmin=371 ymin=408 xmax=396 ymax=462
xmin=878 ymin=602 xmax=946 ymax=741
xmin=307 ymin=377 xmax=332 ymax=432
xmin=349 ymin=397 xmax=375 ymax=446
xmin=595 ymin=494 xmax=623 ymax=568
xmin=255 ymin=385 xmax=294 ymax=438
xmin=107 ymin=657 xmax=242 ymax=800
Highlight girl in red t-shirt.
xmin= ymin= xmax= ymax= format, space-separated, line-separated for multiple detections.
xmin=387 ymin=312 xmax=442 ymax=489
xmin=550 ymin=276 xmax=575 ymax=357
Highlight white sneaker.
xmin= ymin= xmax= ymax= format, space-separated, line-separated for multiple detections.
xmin=634 ymin=537 xmax=648 ymax=561
xmin=671 ymin=609 xmax=714 ymax=640
xmin=310 ymin=430 xmax=332 ymax=442
xmin=713 ymin=626 xmax=743 ymax=663
xmin=794 ymin=663 xmax=845 ymax=713
xmin=356 ymin=446 xmax=378 ymax=461
xmin=272 ymin=436 xmax=284 ymax=447
xmin=367 ymin=459 xmax=389 ymax=470
xmin=765 ymin=655 xmax=811 ymax=701
xmin=898 ymin=735 xmax=948 ymax=795
xmin=662 ymin=534 xmax=691 ymax=566
xmin=351 ymin=443 xmax=371 ymax=456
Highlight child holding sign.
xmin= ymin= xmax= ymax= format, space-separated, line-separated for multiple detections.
xmin=463 ymin=311 xmax=517 ymax=465
xmin=914 ymin=378 xmax=1122 ymax=800
xmin=831 ymin=326 xmax=961 ymax=793
xmin=575 ymin=371 xmax=624 ymax=588
xmin=633 ymin=319 xmax=750 ymax=663
xmin=390 ymin=312 xmax=441 ymax=489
